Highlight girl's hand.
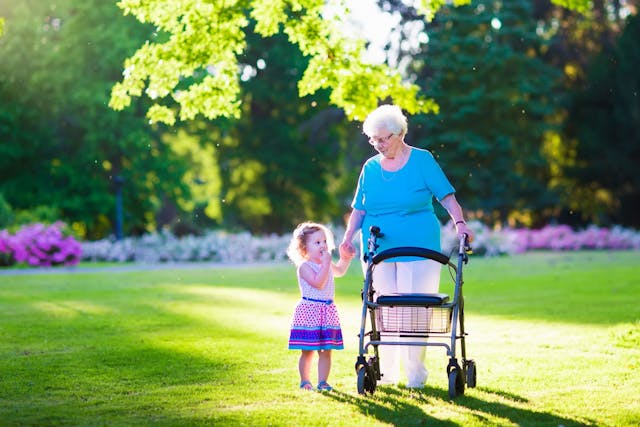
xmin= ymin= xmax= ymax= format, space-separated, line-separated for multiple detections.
xmin=339 ymin=242 xmax=355 ymax=260
xmin=320 ymin=249 xmax=332 ymax=265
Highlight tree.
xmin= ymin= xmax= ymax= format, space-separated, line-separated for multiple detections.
xmin=109 ymin=0 xmax=591 ymax=126
xmin=109 ymin=0 xmax=441 ymax=125
xmin=0 ymin=0 xmax=599 ymax=237
xmin=206 ymin=25 xmax=356 ymax=233
xmin=564 ymin=12 xmax=640 ymax=226
xmin=524 ymin=0 xmax=637 ymax=227
xmin=393 ymin=0 xmax=563 ymax=226
xmin=0 ymin=0 xmax=221 ymax=238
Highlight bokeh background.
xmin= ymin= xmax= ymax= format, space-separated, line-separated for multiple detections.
xmin=1 ymin=1 xmax=638 ymax=261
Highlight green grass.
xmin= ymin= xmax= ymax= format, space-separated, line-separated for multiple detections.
xmin=0 ymin=251 xmax=639 ymax=426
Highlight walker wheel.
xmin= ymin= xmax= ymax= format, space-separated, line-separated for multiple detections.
xmin=356 ymin=365 xmax=367 ymax=395
xmin=356 ymin=364 xmax=376 ymax=395
xmin=365 ymin=363 xmax=377 ymax=394
xmin=448 ymin=367 xmax=465 ymax=399
xmin=465 ymin=360 xmax=477 ymax=388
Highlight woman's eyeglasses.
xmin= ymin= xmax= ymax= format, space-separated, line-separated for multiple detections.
xmin=368 ymin=133 xmax=394 ymax=146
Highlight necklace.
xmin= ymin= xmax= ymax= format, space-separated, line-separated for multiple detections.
xmin=380 ymin=146 xmax=410 ymax=181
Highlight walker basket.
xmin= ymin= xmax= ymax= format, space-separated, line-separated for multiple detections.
xmin=375 ymin=306 xmax=452 ymax=334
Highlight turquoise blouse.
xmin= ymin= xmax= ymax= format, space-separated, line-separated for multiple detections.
xmin=351 ymin=147 xmax=455 ymax=260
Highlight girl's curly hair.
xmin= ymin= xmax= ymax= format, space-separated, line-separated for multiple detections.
xmin=286 ymin=222 xmax=335 ymax=266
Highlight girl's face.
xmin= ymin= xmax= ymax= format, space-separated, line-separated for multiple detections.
xmin=304 ymin=229 xmax=328 ymax=262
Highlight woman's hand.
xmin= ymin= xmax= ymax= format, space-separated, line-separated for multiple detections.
xmin=455 ymin=222 xmax=474 ymax=243
xmin=339 ymin=240 xmax=356 ymax=260
xmin=339 ymin=209 xmax=364 ymax=260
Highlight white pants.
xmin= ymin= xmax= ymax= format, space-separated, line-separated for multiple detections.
xmin=366 ymin=259 xmax=441 ymax=386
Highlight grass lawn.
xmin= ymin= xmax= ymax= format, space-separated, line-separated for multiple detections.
xmin=0 ymin=251 xmax=638 ymax=426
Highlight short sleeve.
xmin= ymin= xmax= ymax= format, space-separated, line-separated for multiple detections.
xmin=419 ymin=150 xmax=455 ymax=201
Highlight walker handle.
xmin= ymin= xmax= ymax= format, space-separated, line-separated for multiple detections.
xmin=364 ymin=226 xmax=384 ymax=261
xmin=369 ymin=226 xmax=383 ymax=238
xmin=459 ymin=234 xmax=472 ymax=263
xmin=372 ymin=247 xmax=450 ymax=266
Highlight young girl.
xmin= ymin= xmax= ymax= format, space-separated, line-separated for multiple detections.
xmin=287 ymin=222 xmax=354 ymax=391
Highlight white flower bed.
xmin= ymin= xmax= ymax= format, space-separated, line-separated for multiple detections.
xmin=81 ymin=229 xmax=292 ymax=264
xmin=81 ymin=223 xmax=640 ymax=264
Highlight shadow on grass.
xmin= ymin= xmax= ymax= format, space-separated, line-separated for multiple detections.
xmin=2 ymin=263 xmax=633 ymax=425
xmin=324 ymin=385 xmax=598 ymax=427
xmin=0 ymin=285 xmax=293 ymax=425
xmin=324 ymin=386 xmax=457 ymax=426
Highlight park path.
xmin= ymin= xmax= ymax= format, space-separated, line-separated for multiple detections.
xmin=0 ymin=261 xmax=285 ymax=276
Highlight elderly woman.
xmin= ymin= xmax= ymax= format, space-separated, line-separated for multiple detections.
xmin=340 ymin=104 xmax=474 ymax=389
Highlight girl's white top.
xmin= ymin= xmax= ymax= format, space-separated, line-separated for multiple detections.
xmin=297 ymin=261 xmax=335 ymax=300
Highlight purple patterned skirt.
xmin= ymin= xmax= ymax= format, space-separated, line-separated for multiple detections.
xmin=288 ymin=300 xmax=343 ymax=350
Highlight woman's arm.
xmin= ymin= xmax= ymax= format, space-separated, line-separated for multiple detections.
xmin=440 ymin=194 xmax=474 ymax=242
xmin=339 ymin=208 xmax=365 ymax=256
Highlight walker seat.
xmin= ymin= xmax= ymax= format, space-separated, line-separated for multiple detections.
xmin=376 ymin=293 xmax=450 ymax=307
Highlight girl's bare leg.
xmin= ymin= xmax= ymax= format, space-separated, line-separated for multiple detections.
xmin=299 ymin=350 xmax=314 ymax=386
xmin=317 ymin=349 xmax=332 ymax=383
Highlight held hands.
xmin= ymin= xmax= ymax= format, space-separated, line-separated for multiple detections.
xmin=339 ymin=241 xmax=356 ymax=260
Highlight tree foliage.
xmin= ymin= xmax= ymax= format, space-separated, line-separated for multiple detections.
xmin=108 ymin=0 xmax=444 ymax=125
xmin=399 ymin=0 xmax=563 ymax=226
xmin=2 ymin=0 xmax=635 ymax=239
xmin=520 ymin=0 xmax=635 ymax=226
xmin=110 ymin=0 xmax=592 ymax=126
xmin=0 ymin=0 xmax=221 ymax=238
xmin=204 ymin=25 xmax=357 ymax=233
xmin=564 ymin=12 xmax=640 ymax=226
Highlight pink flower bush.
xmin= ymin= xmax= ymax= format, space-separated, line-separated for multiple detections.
xmin=0 ymin=222 xmax=82 ymax=267
xmin=504 ymin=224 xmax=640 ymax=253
xmin=0 ymin=229 xmax=15 ymax=266
xmin=441 ymin=221 xmax=640 ymax=256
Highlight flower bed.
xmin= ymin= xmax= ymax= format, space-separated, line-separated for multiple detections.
xmin=3 ymin=222 xmax=638 ymax=268
xmin=80 ymin=229 xmax=291 ymax=264
xmin=441 ymin=222 xmax=640 ymax=256
xmin=81 ymin=223 xmax=640 ymax=265
xmin=0 ymin=222 xmax=82 ymax=267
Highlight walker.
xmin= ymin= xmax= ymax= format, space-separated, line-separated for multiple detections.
xmin=354 ymin=226 xmax=476 ymax=398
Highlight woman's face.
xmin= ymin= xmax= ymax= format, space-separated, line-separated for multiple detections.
xmin=368 ymin=128 xmax=402 ymax=158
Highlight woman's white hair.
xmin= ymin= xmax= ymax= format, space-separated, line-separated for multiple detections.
xmin=362 ymin=104 xmax=408 ymax=137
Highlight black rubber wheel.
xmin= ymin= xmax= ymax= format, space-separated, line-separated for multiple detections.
xmin=466 ymin=360 xmax=477 ymax=388
xmin=448 ymin=368 xmax=465 ymax=399
xmin=365 ymin=364 xmax=377 ymax=394
xmin=357 ymin=365 xmax=366 ymax=395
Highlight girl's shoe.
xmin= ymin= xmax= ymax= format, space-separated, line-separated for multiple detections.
xmin=300 ymin=381 xmax=313 ymax=391
xmin=316 ymin=381 xmax=333 ymax=392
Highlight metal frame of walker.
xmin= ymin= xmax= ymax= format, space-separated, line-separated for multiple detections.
xmin=354 ymin=226 xmax=476 ymax=398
